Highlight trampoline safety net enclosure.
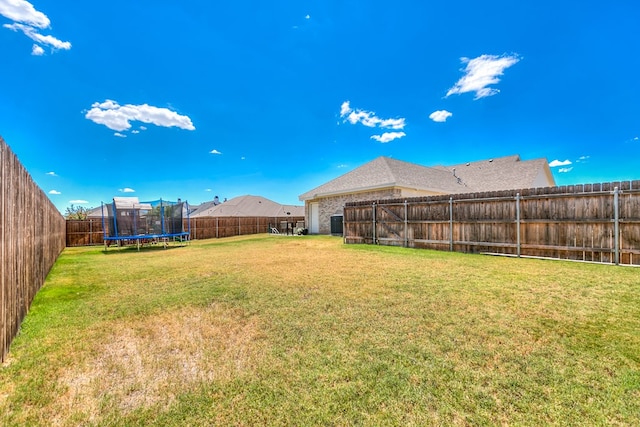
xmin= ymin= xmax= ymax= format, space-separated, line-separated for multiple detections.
xmin=101 ymin=197 xmax=190 ymax=250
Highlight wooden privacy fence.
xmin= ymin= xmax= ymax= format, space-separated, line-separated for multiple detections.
xmin=189 ymin=216 xmax=305 ymax=240
xmin=67 ymin=216 xmax=305 ymax=246
xmin=344 ymin=181 xmax=640 ymax=265
xmin=1 ymin=137 xmax=66 ymax=362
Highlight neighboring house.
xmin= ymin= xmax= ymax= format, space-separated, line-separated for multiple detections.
xmin=188 ymin=196 xmax=221 ymax=217
xmin=86 ymin=205 xmax=103 ymax=219
xmin=190 ymin=195 xmax=304 ymax=218
xmin=299 ymin=155 xmax=556 ymax=235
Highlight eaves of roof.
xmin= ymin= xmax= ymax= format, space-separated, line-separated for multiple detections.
xmin=301 ymin=181 xmax=463 ymax=200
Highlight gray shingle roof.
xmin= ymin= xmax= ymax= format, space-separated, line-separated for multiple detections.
xmin=86 ymin=205 xmax=104 ymax=218
xmin=190 ymin=195 xmax=304 ymax=217
xmin=432 ymin=155 xmax=553 ymax=192
xmin=299 ymin=157 xmax=463 ymax=200
xmin=188 ymin=199 xmax=219 ymax=216
xmin=299 ymin=155 xmax=554 ymax=200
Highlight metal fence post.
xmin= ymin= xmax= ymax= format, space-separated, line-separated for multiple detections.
xmin=614 ymin=187 xmax=620 ymax=265
xmin=516 ymin=193 xmax=521 ymax=257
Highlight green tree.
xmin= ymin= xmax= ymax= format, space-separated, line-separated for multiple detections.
xmin=65 ymin=204 xmax=89 ymax=220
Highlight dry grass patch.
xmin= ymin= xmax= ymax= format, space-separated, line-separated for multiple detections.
xmin=55 ymin=304 xmax=264 ymax=424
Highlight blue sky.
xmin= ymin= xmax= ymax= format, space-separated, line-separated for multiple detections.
xmin=1 ymin=0 xmax=639 ymax=212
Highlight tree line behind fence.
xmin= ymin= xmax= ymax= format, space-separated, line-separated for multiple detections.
xmin=344 ymin=182 xmax=640 ymax=265
xmin=1 ymin=138 xmax=66 ymax=362
xmin=66 ymin=216 xmax=306 ymax=246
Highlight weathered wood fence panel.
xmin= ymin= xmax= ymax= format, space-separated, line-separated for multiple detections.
xmin=66 ymin=219 xmax=103 ymax=246
xmin=344 ymin=182 xmax=640 ymax=265
xmin=1 ymin=137 xmax=66 ymax=362
xmin=188 ymin=216 xmax=304 ymax=240
xmin=66 ymin=216 xmax=305 ymax=246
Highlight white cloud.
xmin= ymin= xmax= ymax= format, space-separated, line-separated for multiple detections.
xmin=0 ymin=0 xmax=71 ymax=54
xmin=48 ymin=189 xmax=61 ymax=195
xmin=446 ymin=54 xmax=520 ymax=99
xmin=119 ymin=188 xmax=135 ymax=193
xmin=46 ymin=171 xmax=57 ymax=176
xmin=131 ymin=130 xmax=140 ymax=134
xmin=205 ymin=188 xmax=212 ymax=192
xmin=305 ymin=14 xmax=310 ymax=19
xmin=3 ymin=22 xmax=71 ymax=52
xmin=429 ymin=110 xmax=453 ymax=123
xmin=93 ymin=99 xmax=118 ymax=109
xmin=377 ymin=117 xmax=405 ymax=129
xmin=558 ymin=167 xmax=573 ymax=173
xmin=340 ymin=101 xmax=405 ymax=130
xmin=0 ymin=0 xmax=49 ymax=28
xmin=139 ymin=126 xmax=147 ymax=131
xmin=370 ymin=132 xmax=406 ymax=143
xmin=209 ymin=149 xmax=222 ymax=155
xmin=31 ymin=43 xmax=43 ymax=55
xmin=85 ymin=99 xmax=196 ymax=132
xmin=69 ymin=199 xmax=88 ymax=204
xmin=576 ymin=155 xmax=590 ymax=162
xmin=114 ymin=132 xmax=126 ymax=138
xmin=340 ymin=101 xmax=351 ymax=117
xmin=549 ymin=159 xmax=572 ymax=167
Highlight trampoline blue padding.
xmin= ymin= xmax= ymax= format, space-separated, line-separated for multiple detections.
xmin=103 ymin=232 xmax=190 ymax=241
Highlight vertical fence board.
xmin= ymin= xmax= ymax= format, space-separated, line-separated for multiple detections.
xmin=0 ymin=137 xmax=66 ymax=362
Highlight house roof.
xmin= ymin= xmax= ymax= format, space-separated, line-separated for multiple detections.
xmin=299 ymin=155 xmax=555 ymax=201
xmin=112 ymin=197 xmax=152 ymax=210
xmin=188 ymin=199 xmax=218 ymax=216
xmin=190 ymin=195 xmax=304 ymax=218
xmin=86 ymin=205 xmax=104 ymax=218
xmin=299 ymin=157 xmax=466 ymax=200
xmin=432 ymin=155 xmax=554 ymax=193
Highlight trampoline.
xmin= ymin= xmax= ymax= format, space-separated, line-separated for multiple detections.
xmin=101 ymin=197 xmax=190 ymax=250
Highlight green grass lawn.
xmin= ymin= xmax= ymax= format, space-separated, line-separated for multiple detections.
xmin=1 ymin=235 xmax=639 ymax=426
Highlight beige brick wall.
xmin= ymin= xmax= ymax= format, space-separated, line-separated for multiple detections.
xmin=306 ymin=189 xmax=401 ymax=234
